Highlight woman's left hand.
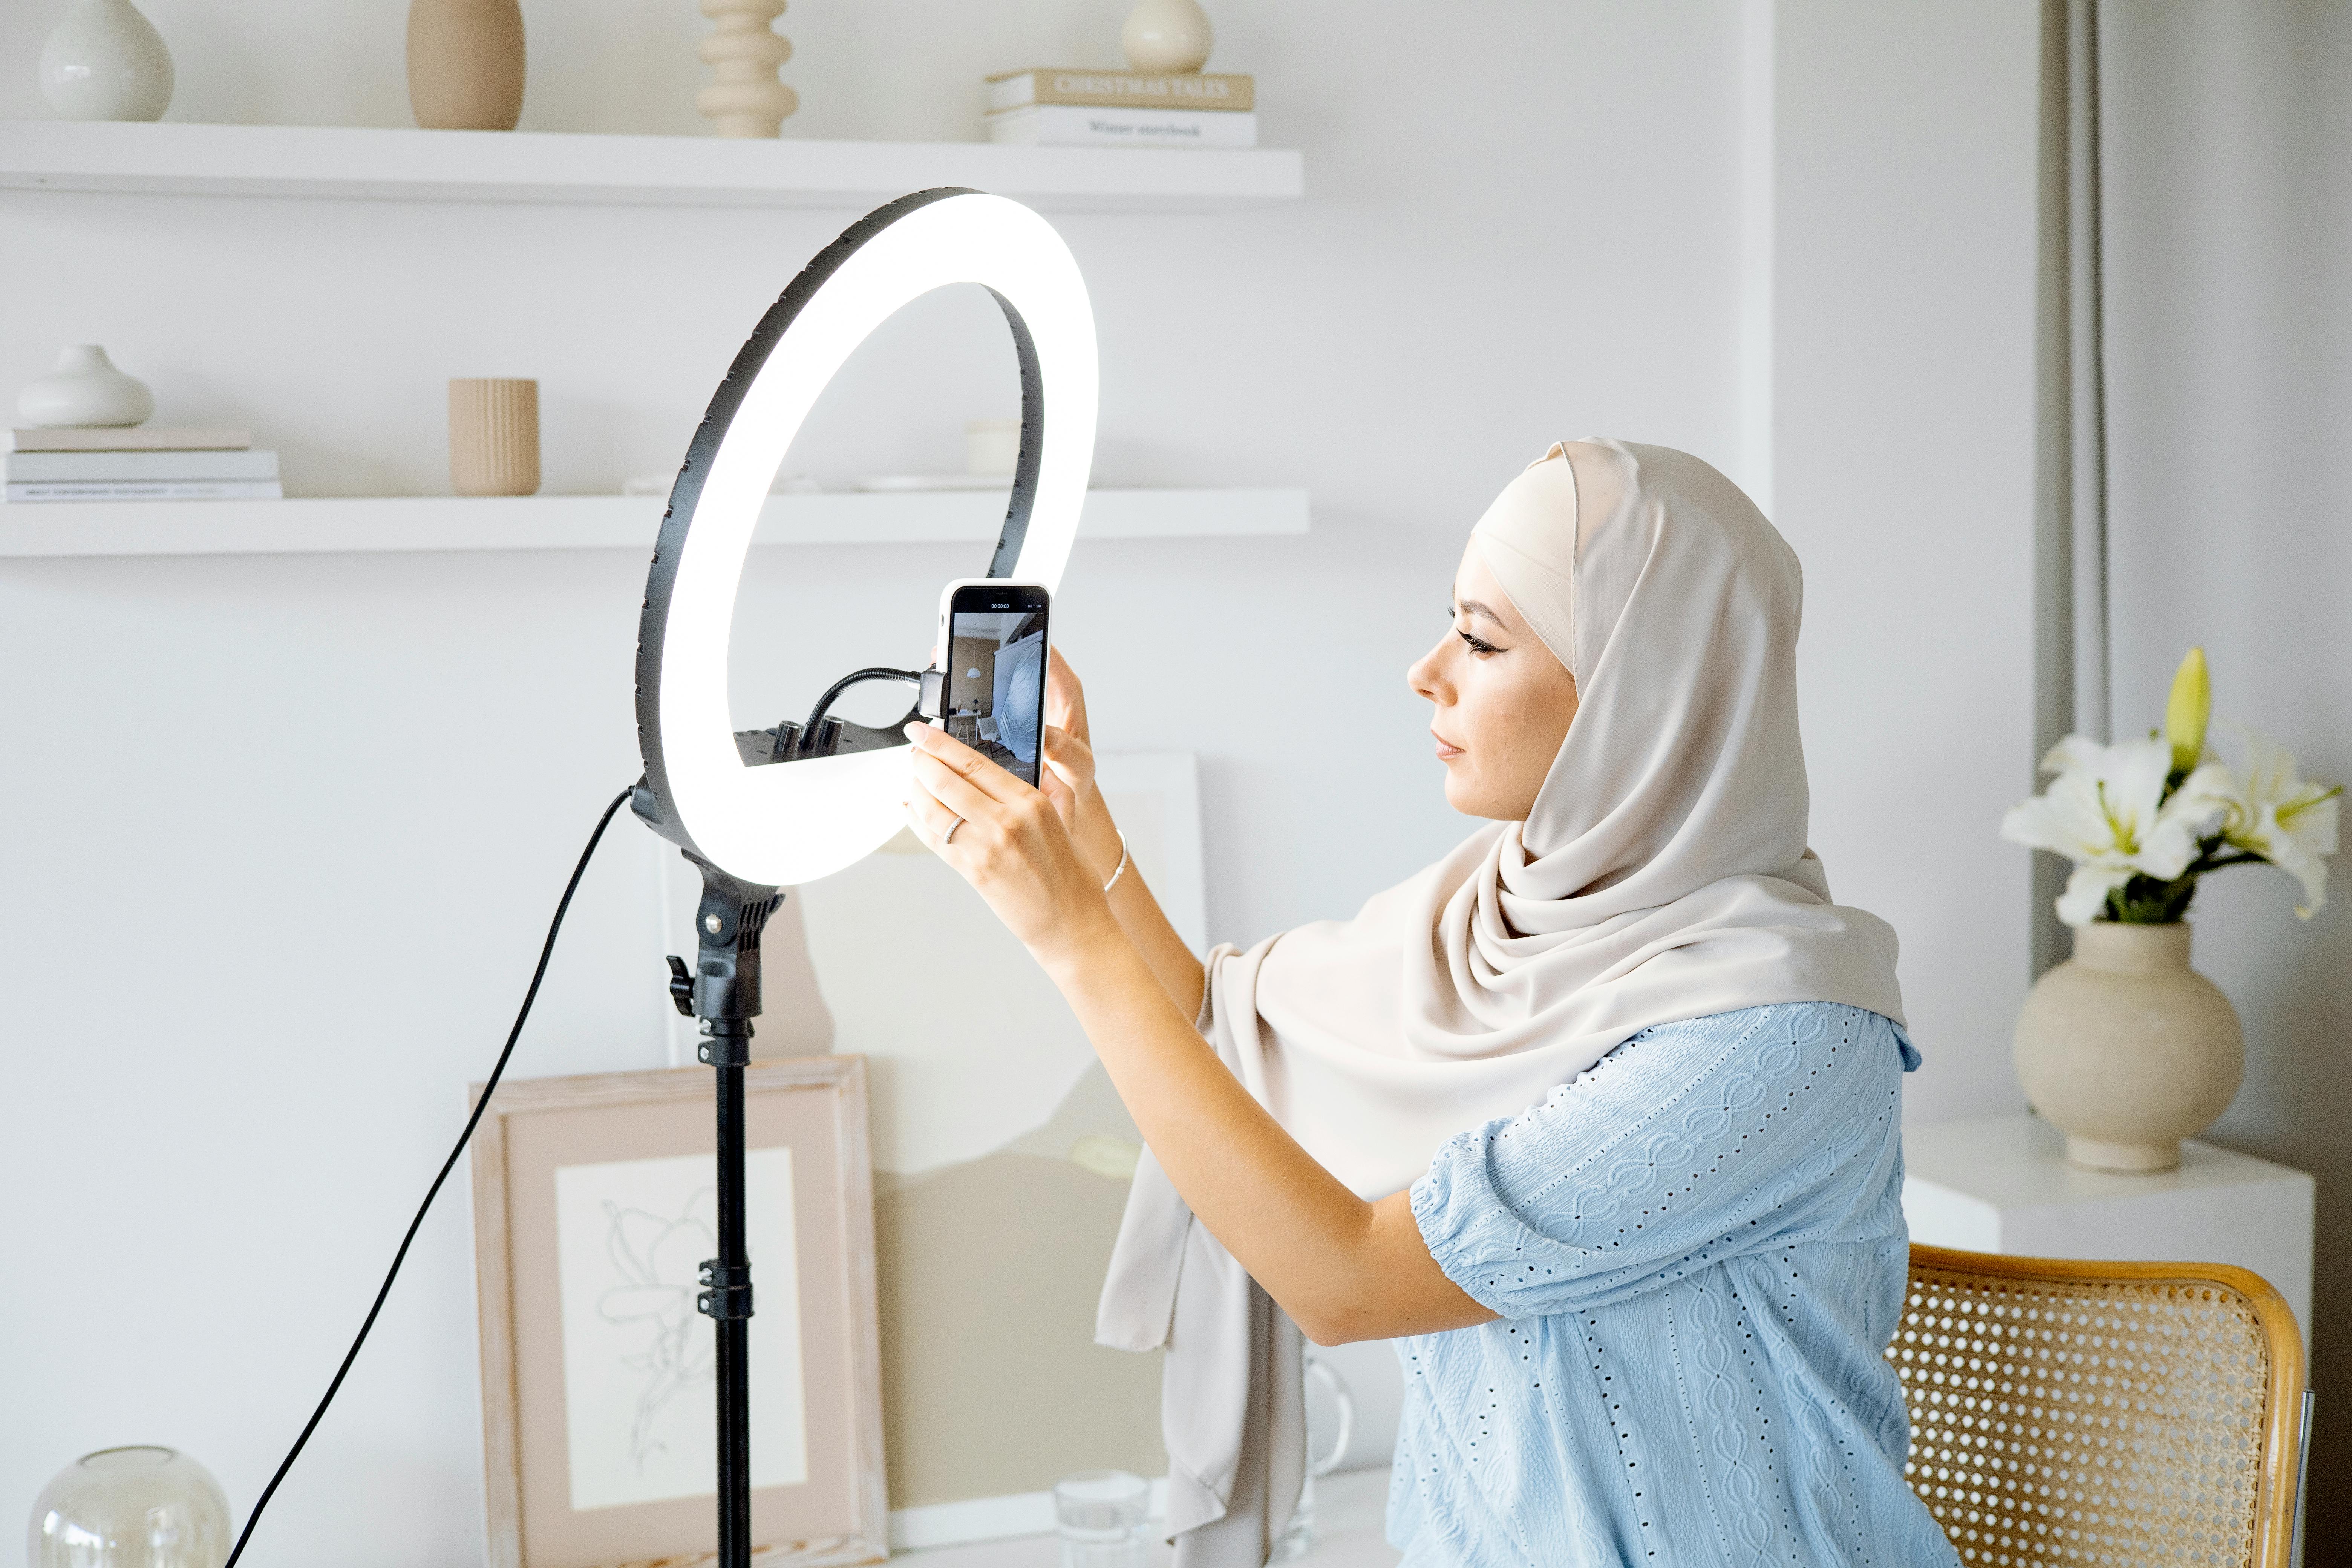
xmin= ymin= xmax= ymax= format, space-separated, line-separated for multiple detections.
xmin=903 ymin=721 xmax=1118 ymax=968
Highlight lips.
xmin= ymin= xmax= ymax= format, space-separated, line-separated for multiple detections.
xmin=1432 ymin=730 xmax=1464 ymax=761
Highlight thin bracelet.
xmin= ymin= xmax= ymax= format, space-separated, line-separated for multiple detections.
xmin=1102 ymin=829 xmax=1130 ymax=894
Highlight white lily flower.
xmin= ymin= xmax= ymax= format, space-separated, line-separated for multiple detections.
xmin=2218 ymin=726 xmax=2342 ymax=919
xmin=2001 ymin=734 xmax=2233 ymax=925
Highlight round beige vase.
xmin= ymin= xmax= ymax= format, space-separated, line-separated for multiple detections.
xmin=2013 ymin=920 xmax=2243 ymax=1173
xmin=407 ymin=0 xmax=525 ymax=131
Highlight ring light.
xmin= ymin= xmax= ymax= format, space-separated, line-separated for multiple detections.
xmin=633 ymin=188 xmax=1099 ymax=888
xmin=211 ymin=192 xmax=1101 ymax=1568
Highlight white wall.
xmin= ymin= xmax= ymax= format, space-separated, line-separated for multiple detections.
xmin=2098 ymin=1 xmax=2352 ymax=1550
xmin=1767 ymin=0 xmax=2047 ymax=1121
xmin=0 ymin=5 xmax=1755 ymax=1561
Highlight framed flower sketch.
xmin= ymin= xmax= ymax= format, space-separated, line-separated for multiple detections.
xmin=469 ymin=1057 xmax=885 ymax=1568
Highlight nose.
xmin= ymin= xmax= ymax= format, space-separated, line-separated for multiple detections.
xmin=1408 ymin=640 xmax=1449 ymax=704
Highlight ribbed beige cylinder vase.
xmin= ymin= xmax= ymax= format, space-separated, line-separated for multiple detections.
xmin=2012 ymin=920 xmax=2245 ymax=1173
xmin=448 ymin=378 xmax=539 ymax=496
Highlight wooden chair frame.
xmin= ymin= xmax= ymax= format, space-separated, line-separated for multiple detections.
xmin=1901 ymin=1244 xmax=2307 ymax=1568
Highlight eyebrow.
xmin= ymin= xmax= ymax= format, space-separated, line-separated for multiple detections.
xmin=1453 ymin=598 xmax=1508 ymax=626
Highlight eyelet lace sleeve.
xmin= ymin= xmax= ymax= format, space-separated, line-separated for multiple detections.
xmin=1410 ymin=1003 xmax=1913 ymax=1321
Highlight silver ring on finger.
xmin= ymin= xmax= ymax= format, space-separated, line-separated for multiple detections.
xmin=944 ymin=816 xmax=965 ymax=845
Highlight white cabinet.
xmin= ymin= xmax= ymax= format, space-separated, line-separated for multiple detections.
xmin=1902 ymin=1113 xmax=2315 ymax=1350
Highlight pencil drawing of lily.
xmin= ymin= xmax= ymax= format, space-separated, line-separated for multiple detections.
xmin=2002 ymin=646 xmax=2340 ymax=925
xmin=596 ymin=1190 xmax=718 ymax=1473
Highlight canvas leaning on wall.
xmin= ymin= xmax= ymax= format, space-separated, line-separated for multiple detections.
xmin=468 ymin=1058 xmax=887 ymax=1568
xmin=651 ymin=752 xmax=1205 ymax=1545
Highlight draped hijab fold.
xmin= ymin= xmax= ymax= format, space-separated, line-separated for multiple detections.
xmin=1096 ymin=439 xmax=1906 ymax=1565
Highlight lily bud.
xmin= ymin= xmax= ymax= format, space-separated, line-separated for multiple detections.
xmin=2165 ymin=645 xmax=2210 ymax=775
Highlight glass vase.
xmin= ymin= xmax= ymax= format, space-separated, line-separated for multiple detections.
xmin=28 ymin=1446 xmax=232 ymax=1568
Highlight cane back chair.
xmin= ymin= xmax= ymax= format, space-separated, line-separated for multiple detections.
xmin=1890 ymin=1244 xmax=2309 ymax=1568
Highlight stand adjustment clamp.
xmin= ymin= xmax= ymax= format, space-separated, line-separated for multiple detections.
xmin=697 ymin=1020 xmax=753 ymax=1067
xmin=666 ymin=956 xmax=695 ymax=1017
xmin=697 ymin=1259 xmax=754 ymax=1320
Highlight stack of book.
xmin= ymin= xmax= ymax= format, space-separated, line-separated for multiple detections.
xmin=3 ymin=427 xmax=280 ymax=502
xmin=984 ymin=69 xmax=1256 ymax=149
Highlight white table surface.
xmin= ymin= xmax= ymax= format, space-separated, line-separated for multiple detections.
xmin=1902 ymin=1112 xmax=2315 ymax=1347
xmin=893 ymin=1467 xmax=1398 ymax=1566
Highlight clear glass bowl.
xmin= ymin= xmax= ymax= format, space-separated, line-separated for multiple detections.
xmin=28 ymin=1446 xmax=232 ymax=1568
xmin=1055 ymin=1468 xmax=1149 ymax=1568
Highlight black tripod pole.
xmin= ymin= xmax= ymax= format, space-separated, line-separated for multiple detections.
xmin=667 ymin=858 xmax=782 ymax=1568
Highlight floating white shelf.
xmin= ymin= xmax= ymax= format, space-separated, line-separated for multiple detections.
xmin=0 ymin=488 xmax=1308 ymax=559
xmin=0 ymin=121 xmax=1303 ymax=212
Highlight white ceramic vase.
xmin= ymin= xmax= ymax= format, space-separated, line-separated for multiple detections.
xmin=17 ymin=345 xmax=155 ymax=427
xmin=39 ymin=0 xmax=175 ymax=122
xmin=1122 ymin=0 xmax=1213 ymax=73
xmin=2012 ymin=920 xmax=2244 ymax=1173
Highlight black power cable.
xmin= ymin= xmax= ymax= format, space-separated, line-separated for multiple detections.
xmin=221 ymin=784 xmax=638 ymax=1568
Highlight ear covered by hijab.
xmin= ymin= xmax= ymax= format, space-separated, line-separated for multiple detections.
xmin=1097 ymin=438 xmax=1908 ymax=1566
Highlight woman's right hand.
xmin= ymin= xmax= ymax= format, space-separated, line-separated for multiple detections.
xmin=1040 ymin=648 xmax=1123 ymax=880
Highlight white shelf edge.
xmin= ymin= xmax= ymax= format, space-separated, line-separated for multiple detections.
xmin=0 ymin=489 xmax=1309 ymax=559
xmin=0 ymin=121 xmax=1303 ymax=212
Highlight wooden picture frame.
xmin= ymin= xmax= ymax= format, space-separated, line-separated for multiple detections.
xmin=470 ymin=1058 xmax=886 ymax=1568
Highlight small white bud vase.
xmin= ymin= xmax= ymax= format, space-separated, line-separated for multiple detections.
xmin=2012 ymin=920 xmax=2244 ymax=1173
xmin=697 ymin=0 xmax=797 ymax=138
xmin=1121 ymin=0 xmax=1213 ymax=73
xmin=17 ymin=344 xmax=155 ymax=427
xmin=39 ymin=0 xmax=175 ymax=122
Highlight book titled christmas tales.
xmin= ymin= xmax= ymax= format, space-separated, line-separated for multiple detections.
xmin=985 ymin=105 xmax=1259 ymax=149
xmin=986 ymin=68 xmax=1253 ymax=113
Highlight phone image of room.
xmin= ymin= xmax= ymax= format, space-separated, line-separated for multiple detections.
xmin=945 ymin=610 xmax=1046 ymax=783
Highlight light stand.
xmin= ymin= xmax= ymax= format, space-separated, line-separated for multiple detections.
xmin=628 ymin=187 xmax=1097 ymax=1566
xmin=662 ymin=858 xmax=780 ymax=1568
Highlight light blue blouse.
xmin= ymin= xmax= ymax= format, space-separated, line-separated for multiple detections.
xmin=1392 ymin=1003 xmax=1961 ymax=1567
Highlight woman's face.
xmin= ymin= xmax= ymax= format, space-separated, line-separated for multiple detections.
xmin=1407 ymin=542 xmax=1579 ymax=821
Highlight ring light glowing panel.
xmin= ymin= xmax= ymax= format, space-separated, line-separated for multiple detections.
xmin=635 ymin=190 xmax=1098 ymax=888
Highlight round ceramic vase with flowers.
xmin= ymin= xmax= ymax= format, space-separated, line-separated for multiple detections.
xmin=2002 ymin=648 xmax=2340 ymax=1171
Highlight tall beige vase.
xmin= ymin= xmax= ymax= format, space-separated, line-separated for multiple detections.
xmin=407 ymin=0 xmax=525 ymax=130
xmin=697 ymin=0 xmax=796 ymax=137
xmin=449 ymin=379 xmax=539 ymax=496
xmin=2012 ymin=921 xmax=2244 ymax=1173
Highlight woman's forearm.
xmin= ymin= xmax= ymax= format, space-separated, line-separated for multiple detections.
xmin=1072 ymin=788 xmax=1206 ymax=1018
xmin=1043 ymin=923 xmax=1490 ymax=1345
xmin=902 ymin=718 xmax=1482 ymax=1344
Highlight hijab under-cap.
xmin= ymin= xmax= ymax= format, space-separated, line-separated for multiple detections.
xmin=1096 ymin=438 xmax=1908 ymax=1565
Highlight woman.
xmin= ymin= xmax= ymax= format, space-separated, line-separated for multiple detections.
xmin=902 ymin=439 xmax=1961 ymax=1567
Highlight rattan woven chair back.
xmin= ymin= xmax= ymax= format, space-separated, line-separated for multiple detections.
xmin=1891 ymin=1243 xmax=2306 ymax=1568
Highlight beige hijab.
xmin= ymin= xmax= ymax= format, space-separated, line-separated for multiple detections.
xmin=1097 ymin=439 xmax=1906 ymax=1565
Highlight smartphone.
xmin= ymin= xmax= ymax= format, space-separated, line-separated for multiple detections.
xmin=936 ymin=578 xmax=1052 ymax=788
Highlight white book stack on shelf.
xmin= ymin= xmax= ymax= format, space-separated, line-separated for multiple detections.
xmin=3 ymin=426 xmax=281 ymax=502
xmin=983 ymin=68 xmax=1259 ymax=149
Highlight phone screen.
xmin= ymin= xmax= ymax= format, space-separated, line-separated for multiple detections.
xmin=944 ymin=583 xmax=1050 ymax=787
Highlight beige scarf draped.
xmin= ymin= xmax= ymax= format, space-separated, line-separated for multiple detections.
xmin=1096 ymin=439 xmax=1906 ymax=1565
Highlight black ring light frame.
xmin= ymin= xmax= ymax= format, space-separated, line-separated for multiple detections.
xmin=625 ymin=187 xmax=1087 ymax=1568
